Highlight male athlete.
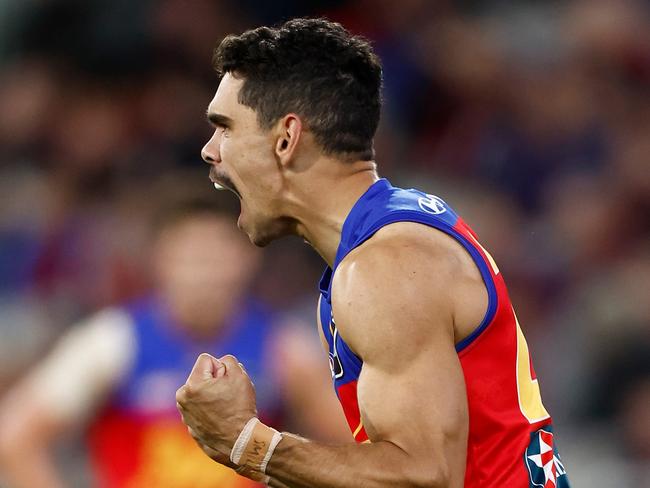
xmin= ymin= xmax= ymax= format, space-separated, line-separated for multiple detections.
xmin=176 ymin=18 xmax=570 ymax=488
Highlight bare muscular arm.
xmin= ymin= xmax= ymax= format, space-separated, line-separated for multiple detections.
xmin=262 ymin=224 xmax=486 ymax=488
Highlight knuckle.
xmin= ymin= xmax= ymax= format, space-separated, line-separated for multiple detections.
xmin=176 ymin=383 xmax=197 ymax=402
xmin=184 ymin=383 xmax=197 ymax=397
xmin=238 ymin=362 xmax=250 ymax=376
xmin=175 ymin=387 xmax=186 ymax=404
xmin=221 ymin=354 xmax=239 ymax=367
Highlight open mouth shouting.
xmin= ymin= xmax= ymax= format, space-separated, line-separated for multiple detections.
xmin=209 ymin=167 xmax=241 ymax=199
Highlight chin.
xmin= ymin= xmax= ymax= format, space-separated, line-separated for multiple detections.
xmin=250 ymin=234 xmax=272 ymax=247
xmin=247 ymin=226 xmax=276 ymax=247
xmin=245 ymin=220 xmax=291 ymax=248
xmin=239 ymin=219 xmax=270 ymax=247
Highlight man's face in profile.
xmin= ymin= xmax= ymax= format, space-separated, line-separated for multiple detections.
xmin=202 ymin=73 xmax=289 ymax=247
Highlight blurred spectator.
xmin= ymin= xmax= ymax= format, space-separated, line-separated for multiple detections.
xmin=0 ymin=194 xmax=347 ymax=488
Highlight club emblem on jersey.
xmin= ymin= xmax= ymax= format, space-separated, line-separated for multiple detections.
xmin=328 ymin=321 xmax=344 ymax=379
xmin=328 ymin=350 xmax=343 ymax=379
xmin=418 ymin=194 xmax=447 ymax=215
xmin=525 ymin=429 xmax=569 ymax=488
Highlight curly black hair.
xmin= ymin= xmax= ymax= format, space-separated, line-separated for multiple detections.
xmin=213 ymin=18 xmax=383 ymax=160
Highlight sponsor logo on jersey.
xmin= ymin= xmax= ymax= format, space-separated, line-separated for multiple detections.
xmin=525 ymin=428 xmax=570 ymax=488
xmin=418 ymin=194 xmax=447 ymax=215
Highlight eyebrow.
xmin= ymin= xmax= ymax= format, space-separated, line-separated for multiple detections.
xmin=207 ymin=111 xmax=234 ymax=127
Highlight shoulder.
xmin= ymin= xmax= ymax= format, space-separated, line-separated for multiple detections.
xmin=330 ymin=223 xmax=463 ymax=358
xmin=82 ymin=306 xmax=136 ymax=336
xmin=333 ymin=221 xmax=474 ymax=301
xmin=331 ymin=221 xmax=488 ymax=357
xmin=45 ymin=306 xmax=137 ymax=379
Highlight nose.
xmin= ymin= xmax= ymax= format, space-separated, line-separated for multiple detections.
xmin=201 ymin=132 xmax=220 ymax=164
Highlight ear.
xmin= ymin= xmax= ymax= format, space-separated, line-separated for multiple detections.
xmin=274 ymin=114 xmax=302 ymax=167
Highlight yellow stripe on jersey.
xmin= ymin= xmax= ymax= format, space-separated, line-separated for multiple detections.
xmin=514 ymin=311 xmax=550 ymax=423
xmin=352 ymin=421 xmax=364 ymax=438
xmin=465 ymin=232 xmax=500 ymax=275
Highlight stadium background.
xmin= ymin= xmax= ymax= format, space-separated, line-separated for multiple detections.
xmin=0 ymin=0 xmax=648 ymax=486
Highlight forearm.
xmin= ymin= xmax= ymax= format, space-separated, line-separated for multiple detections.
xmin=267 ymin=477 xmax=293 ymax=488
xmin=0 ymin=440 xmax=67 ymax=488
xmin=265 ymin=435 xmax=445 ymax=488
xmin=0 ymin=398 xmax=69 ymax=488
xmin=176 ymin=354 xmax=457 ymax=488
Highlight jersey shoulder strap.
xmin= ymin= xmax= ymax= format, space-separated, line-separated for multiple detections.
xmin=320 ymin=179 xmax=499 ymax=353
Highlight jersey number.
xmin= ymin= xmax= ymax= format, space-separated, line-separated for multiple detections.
xmin=515 ymin=312 xmax=550 ymax=423
xmin=463 ymin=233 xmax=548 ymax=423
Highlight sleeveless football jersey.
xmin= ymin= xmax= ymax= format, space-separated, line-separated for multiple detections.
xmin=87 ymin=296 xmax=278 ymax=488
xmin=318 ymin=179 xmax=570 ymax=488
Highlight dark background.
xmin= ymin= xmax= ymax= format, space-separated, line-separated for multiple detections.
xmin=0 ymin=1 xmax=648 ymax=485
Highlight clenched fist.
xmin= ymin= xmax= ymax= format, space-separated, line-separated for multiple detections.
xmin=176 ymin=353 xmax=258 ymax=464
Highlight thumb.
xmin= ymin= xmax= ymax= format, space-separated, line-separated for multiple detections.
xmin=188 ymin=353 xmax=225 ymax=384
xmin=213 ymin=357 xmax=226 ymax=379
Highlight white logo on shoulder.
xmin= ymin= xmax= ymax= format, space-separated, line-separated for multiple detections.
xmin=418 ymin=194 xmax=447 ymax=215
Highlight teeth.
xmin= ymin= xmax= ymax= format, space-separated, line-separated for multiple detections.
xmin=213 ymin=182 xmax=225 ymax=190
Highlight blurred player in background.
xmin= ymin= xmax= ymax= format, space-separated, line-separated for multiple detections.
xmin=0 ymin=194 xmax=345 ymax=488
xmin=176 ymin=18 xmax=570 ymax=488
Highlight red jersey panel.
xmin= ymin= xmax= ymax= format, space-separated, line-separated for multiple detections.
xmin=318 ymin=179 xmax=569 ymax=487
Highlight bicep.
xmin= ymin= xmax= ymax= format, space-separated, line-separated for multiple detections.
xmin=331 ymin=238 xmax=470 ymax=477
xmin=346 ymin=311 xmax=469 ymax=484
xmin=357 ymin=337 xmax=468 ymax=453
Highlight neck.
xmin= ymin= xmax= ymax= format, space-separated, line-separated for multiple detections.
xmin=286 ymin=160 xmax=379 ymax=267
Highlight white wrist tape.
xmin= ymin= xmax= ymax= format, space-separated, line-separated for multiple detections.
xmin=230 ymin=417 xmax=258 ymax=465
xmin=230 ymin=417 xmax=283 ymax=474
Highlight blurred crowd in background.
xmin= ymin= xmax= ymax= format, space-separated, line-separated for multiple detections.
xmin=0 ymin=0 xmax=648 ymax=486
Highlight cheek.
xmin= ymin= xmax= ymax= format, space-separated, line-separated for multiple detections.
xmin=236 ymin=135 xmax=275 ymax=173
xmin=243 ymin=160 xmax=281 ymax=198
xmin=219 ymin=135 xmax=232 ymax=160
